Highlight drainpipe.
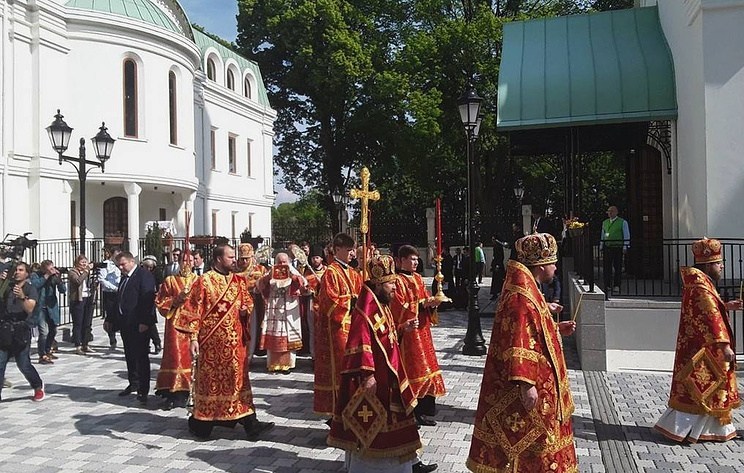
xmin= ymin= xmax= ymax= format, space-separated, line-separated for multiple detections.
xmin=1 ymin=0 xmax=13 ymax=238
xmin=672 ymin=120 xmax=679 ymax=239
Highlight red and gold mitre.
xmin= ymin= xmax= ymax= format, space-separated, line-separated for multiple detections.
xmin=515 ymin=232 xmax=558 ymax=267
xmin=692 ymin=237 xmax=722 ymax=264
xmin=368 ymin=255 xmax=396 ymax=284
xmin=239 ymin=243 xmax=254 ymax=259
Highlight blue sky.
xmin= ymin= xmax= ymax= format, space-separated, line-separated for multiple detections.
xmin=179 ymin=0 xmax=238 ymax=41
xmin=179 ymin=0 xmax=298 ymax=204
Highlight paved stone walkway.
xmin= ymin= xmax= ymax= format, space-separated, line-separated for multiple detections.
xmin=1 ymin=291 xmax=743 ymax=472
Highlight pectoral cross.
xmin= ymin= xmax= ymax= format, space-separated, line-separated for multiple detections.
xmin=373 ymin=314 xmax=386 ymax=332
xmin=350 ymin=167 xmax=380 ymax=279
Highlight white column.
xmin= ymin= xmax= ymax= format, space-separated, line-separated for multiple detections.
xmin=124 ymin=183 xmax=142 ymax=258
xmin=182 ymin=191 xmax=196 ymax=236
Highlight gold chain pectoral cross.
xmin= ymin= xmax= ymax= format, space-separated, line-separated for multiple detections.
xmin=350 ymin=167 xmax=380 ymax=280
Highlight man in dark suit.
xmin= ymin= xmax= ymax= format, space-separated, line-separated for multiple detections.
xmin=163 ymin=248 xmax=181 ymax=277
xmin=115 ymin=251 xmax=156 ymax=405
xmin=192 ymin=249 xmax=207 ymax=276
xmin=453 ymin=248 xmax=464 ymax=288
xmin=532 ymin=210 xmax=555 ymax=236
xmin=441 ymin=247 xmax=454 ymax=287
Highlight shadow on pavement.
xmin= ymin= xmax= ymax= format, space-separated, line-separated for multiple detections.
xmin=73 ymin=410 xmax=335 ymax=450
xmin=72 ymin=411 xmax=183 ymax=442
xmin=571 ymin=414 xmax=670 ymax=445
xmin=249 ymin=376 xmax=314 ymax=391
xmin=46 ymin=382 xmax=154 ymax=408
xmin=188 ymin=446 xmax=344 ymax=472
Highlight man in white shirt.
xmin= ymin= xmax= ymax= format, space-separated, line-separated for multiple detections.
xmin=99 ymin=247 xmax=122 ymax=349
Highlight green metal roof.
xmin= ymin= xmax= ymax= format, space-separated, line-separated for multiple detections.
xmin=66 ymin=0 xmax=183 ymax=37
xmin=193 ymin=30 xmax=271 ymax=108
xmin=497 ymin=6 xmax=677 ymax=131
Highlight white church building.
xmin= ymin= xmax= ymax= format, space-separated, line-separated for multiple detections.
xmin=0 ymin=0 xmax=276 ymax=258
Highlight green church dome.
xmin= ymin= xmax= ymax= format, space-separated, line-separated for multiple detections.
xmin=66 ymin=0 xmax=185 ymax=37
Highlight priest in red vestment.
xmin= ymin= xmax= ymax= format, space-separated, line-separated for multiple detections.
xmin=235 ymin=243 xmax=268 ymax=358
xmin=315 ymin=233 xmax=363 ymax=418
xmin=175 ymin=244 xmax=274 ymax=440
xmin=390 ymin=244 xmax=445 ymax=427
xmin=327 ymin=255 xmax=422 ymax=472
xmin=154 ymin=252 xmax=197 ymax=409
xmin=303 ymin=245 xmax=327 ymax=358
xmin=467 ymin=233 xmax=577 ymax=473
xmin=655 ymin=237 xmax=743 ymax=442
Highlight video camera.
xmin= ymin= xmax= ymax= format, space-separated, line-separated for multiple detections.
xmin=0 ymin=232 xmax=38 ymax=307
xmin=0 ymin=232 xmax=38 ymax=263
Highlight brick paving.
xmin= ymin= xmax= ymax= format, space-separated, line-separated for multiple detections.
xmin=0 ymin=282 xmax=743 ymax=472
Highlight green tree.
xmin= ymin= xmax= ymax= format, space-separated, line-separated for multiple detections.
xmin=238 ymin=0 xmax=633 ymax=241
xmin=144 ymin=223 xmax=165 ymax=263
xmin=272 ymin=192 xmax=334 ymax=246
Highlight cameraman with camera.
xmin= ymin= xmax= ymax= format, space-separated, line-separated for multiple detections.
xmin=30 ymin=261 xmax=66 ymax=364
xmin=0 ymin=262 xmax=45 ymax=402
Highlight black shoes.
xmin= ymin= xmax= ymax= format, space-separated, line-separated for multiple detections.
xmin=412 ymin=461 xmax=438 ymax=473
xmin=118 ymin=385 xmax=136 ymax=397
xmin=416 ymin=415 xmax=437 ymax=427
xmin=152 ymin=345 xmax=162 ymax=355
xmin=188 ymin=416 xmax=214 ymax=439
xmin=244 ymin=419 xmax=275 ymax=440
xmin=137 ymin=394 xmax=148 ymax=405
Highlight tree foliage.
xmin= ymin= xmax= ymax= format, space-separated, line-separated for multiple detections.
xmin=237 ymin=0 xmax=633 ymax=240
xmin=271 ymin=191 xmax=334 ymax=247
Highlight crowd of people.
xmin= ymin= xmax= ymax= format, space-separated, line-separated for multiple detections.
xmin=0 ymin=229 xmax=741 ymax=473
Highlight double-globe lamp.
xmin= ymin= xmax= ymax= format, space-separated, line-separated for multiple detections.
xmin=46 ymin=110 xmax=115 ymax=255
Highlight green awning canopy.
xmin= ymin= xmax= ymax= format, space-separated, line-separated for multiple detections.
xmin=497 ymin=6 xmax=677 ymax=131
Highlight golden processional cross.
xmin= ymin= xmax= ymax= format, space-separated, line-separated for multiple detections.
xmin=349 ymin=167 xmax=380 ymax=280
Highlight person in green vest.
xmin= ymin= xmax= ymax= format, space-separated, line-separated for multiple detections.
xmin=600 ymin=205 xmax=630 ymax=294
xmin=474 ymin=242 xmax=485 ymax=284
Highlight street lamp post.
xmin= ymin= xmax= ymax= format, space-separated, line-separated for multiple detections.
xmin=513 ymin=181 xmax=524 ymax=203
xmin=458 ymin=86 xmax=486 ymax=356
xmin=332 ymin=190 xmax=349 ymax=234
xmin=46 ymin=110 xmax=115 ymax=256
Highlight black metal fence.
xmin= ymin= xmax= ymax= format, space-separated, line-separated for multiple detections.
xmin=17 ymin=236 xmax=276 ymax=326
xmin=570 ymin=232 xmax=744 ymax=299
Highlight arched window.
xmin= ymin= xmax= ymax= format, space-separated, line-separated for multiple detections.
xmin=207 ymin=58 xmax=216 ymax=81
xmin=123 ymin=59 xmax=138 ymax=137
xmin=168 ymin=71 xmax=177 ymax=145
xmin=244 ymin=77 xmax=252 ymax=99
xmin=227 ymin=69 xmax=235 ymax=91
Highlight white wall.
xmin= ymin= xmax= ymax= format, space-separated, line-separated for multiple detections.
xmin=198 ymin=78 xmax=274 ymax=238
xmin=701 ymin=3 xmax=744 ymax=238
xmin=654 ymin=0 xmax=708 ymax=238
xmin=654 ymin=0 xmax=744 ymax=239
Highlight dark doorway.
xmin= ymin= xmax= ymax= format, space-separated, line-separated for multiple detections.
xmin=626 ymin=145 xmax=663 ymax=278
xmin=103 ymin=197 xmax=128 ymax=246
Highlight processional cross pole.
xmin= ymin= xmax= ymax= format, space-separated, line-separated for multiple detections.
xmin=349 ymin=167 xmax=380 ymax=280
